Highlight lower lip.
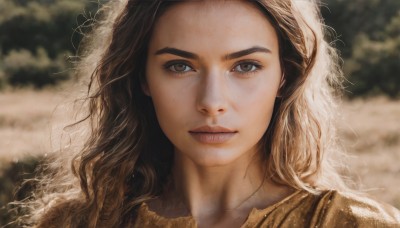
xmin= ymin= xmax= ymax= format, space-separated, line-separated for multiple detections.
xmin=189 ymin=132 xmax=236 ymax=144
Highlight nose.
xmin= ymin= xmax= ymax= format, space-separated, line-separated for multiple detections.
xmin=196 ymin=72 xmax=228 ymax=116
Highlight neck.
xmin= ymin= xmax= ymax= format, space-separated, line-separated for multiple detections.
xmin=169 ymin=149 xmax=290 ymax=220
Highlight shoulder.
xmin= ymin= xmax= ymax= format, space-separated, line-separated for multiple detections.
xmin=36 ymin=199 xmax=87 ymax=228
xmin=313 ymin=190 xmax=400 ymax=227
xmin=250 ymin=190 xmax=400 ymax=228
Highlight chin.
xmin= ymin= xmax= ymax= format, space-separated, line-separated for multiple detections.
xmin=182 ymin=148 xmax=245 ymax=167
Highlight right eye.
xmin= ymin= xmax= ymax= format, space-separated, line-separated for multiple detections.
xmin=165 ymin=62 xmax=194 ymax=73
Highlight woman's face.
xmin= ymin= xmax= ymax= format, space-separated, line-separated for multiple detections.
xmin=145 ymin=0 xmax=282 ymax=166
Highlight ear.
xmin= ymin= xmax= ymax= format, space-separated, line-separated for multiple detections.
xmin=141 ymin=83 xmax=151 ymax=97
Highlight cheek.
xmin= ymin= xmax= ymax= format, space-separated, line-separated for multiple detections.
xmin=150 ymin=89 xmax=181 ymax=120
xmin=232 ymin=75 xmax=281 ymax=132
xmin=233 ymin=77 xmax=280 ymax=115
xmin=242 ymin=89 xmax=277 ymax=129
xmin=146 ymin=78 xmax=193 ymax=130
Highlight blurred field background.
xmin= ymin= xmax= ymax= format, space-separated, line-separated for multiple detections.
xmin=0 ymin=0 xmax=399 ymax=226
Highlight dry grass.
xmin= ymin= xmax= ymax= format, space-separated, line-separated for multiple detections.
xmin=338 ymin=97 xmax=400 ymax=209
xmin=0 ymin=87 xmax=83 ymax=165
xmin=0 ymin=90 xmax=399 ymax=209
xmin=0 ymin=90 xmax=61 ymax=162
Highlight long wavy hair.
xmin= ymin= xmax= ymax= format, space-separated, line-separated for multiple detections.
xmin=17 ymin=0 xmax=346 ymax=227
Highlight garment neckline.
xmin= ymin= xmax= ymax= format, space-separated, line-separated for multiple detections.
xmin=139 ymin=189 xmax=305 ymax=223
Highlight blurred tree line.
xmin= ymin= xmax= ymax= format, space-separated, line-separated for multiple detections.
xmin=0 ymin=0 xmax=104 ymax=89
xmin=322 ymin=0 xmax=400 ymax=98
xmin=0 ymin=0 xmax=399 ymax=93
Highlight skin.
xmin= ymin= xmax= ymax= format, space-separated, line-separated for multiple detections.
xmin=144 ymin=1 xmax=292 ymax=227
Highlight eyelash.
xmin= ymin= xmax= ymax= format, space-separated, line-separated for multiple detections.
xmin=163 ymin=60 xmax=194 ymax=75
xmin=163 ymin=60 xmax=263 ymax=76
xmin=231 ymin=60 xmax=263 ymax=75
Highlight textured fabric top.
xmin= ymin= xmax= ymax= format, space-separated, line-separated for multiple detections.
xmin=134 ymin=190 xmax=400 ymax=228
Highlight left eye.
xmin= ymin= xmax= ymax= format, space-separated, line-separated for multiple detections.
xmin=168 ymin=63 xmax=193 ymax=73
xmin=233 ymin=63 xmax=259 ymax=73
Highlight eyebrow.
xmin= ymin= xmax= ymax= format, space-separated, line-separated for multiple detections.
xmin=224 ymin=46 xmax=271 ymax=60
xmin=155 ymin=47 xmax=198 ymax=59
xmin=154 ymin=46 xmax=271 ymax=60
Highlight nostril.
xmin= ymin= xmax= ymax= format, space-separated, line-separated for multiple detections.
xmin=199 ymin=106 xmax=226 ymax=116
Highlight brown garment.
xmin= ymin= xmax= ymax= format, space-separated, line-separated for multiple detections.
xmin=134 ymin=190 xmax=400 ymax=227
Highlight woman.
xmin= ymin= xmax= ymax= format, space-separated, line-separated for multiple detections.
xmin=19 ymin=0 xmax=400 ymax=227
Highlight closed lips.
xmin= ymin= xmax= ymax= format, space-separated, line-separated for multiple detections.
xmin=189 ymin=126 xmax=237 ymax=133
xmin=189 ymin=126 xmax=237 ymax=144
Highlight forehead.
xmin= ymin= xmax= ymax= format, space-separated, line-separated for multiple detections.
xmin=149 ymin=0 xmax=279 ymax=54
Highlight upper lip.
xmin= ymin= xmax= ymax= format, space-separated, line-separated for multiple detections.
xmin=189 ymin=126 xmax=237 ymax=133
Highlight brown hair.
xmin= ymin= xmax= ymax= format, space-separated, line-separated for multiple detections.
xmin=17 ymin=0 xmax=345 ymax=227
